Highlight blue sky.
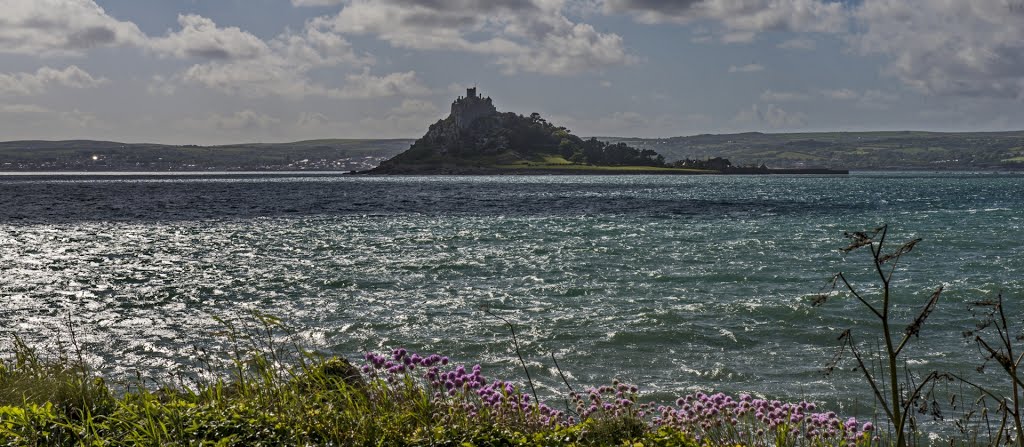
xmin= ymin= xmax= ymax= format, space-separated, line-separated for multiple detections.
xmin=0 ymin=0 xmax=1022 ymax=144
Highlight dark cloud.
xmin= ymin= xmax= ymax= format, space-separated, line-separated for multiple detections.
xmin=603 ymin=0 xmax=702 ymax=15
xmin=1 ymin=0 xmax=144 ymax=55
xmin=66 ymin=26 xmax=118 ymax=49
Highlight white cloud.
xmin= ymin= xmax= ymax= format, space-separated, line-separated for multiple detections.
xmin=0 ymin=103 xmax=52 ymax=114
xmin=291 ymin=0 xmax=345 ymax=5
xmin=59 ymin=108 xmax=102 ymax=128
xmin=819 ymin=88 xmax=857 ymax=100
xmin=179 ymin=61 xmax=428 ymax=100
xmin=272 ymin=26 xmax=370 ymax=69
xmin=720 ymin=31 xmax=756 ymax=44
xmin=146 ymin=75 xmax=176 ymax=96
xmin=313 ymin=0 xmax=635 ymax=75
xmin=179 ymin=110 xmax=281 ymax=133
xmin=734 ymin=103 xmax=806 ymax=128
xmin=352 ymin=99 xmax=444 ymax=135
xmin=778 ymin=37 xmax=816 ymax=50
xmin=549 ymin=110 xmax=712 ymax=137
xmin=296 ymin=111 xmax=331 ymax=130
xmin=728 ymin=63 xmax=764 ymax=73
xmin=0 ymin=65 xmax=106 ymax=96
xmin=149 ymin=14 xmax=270 ymax=60
xmin=0 ymin=102 xmax=105 ymax=138
xmin=331 ymin=70 xmax=431 ymax=99
xmin=759 ymin=87 xmax=900 ymax=109
xmin=603 ymin=0 xmax=848 ymax=42
xmin=179 ymin=61 xmax=429 ymax=100
xmin=850 ymin=0 xmax=1024 ymax=99
xmin=0 ymin=0 xmax=145 ymax=56
xmin=392 ymin=99 xmax=440 ymax=116
xmin=214 ymin=110 xmax=280 ymax=131
xmin=856 ymin=89 xmax=899 ymax=110
xmin=180 ymin=61 xmax=312 ymax=98
xmin=154 ymin=13 xmax=406 ymax=100
xmin=294 ymin=99 xmax=444 ymax=138
xmin=759 ymin=89 xmax=810 ymax=102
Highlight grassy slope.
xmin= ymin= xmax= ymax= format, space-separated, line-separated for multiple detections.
xmin=0 ymin=328 xmax=880 ymax=447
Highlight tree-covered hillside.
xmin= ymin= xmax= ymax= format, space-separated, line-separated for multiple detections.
xmin=0 ymin=139 xmax=413 ymax=171
xmin=602 ymin=131 xmax=1024 ymax=170
xmin=374 ymin=111 xmax=663 ymax=172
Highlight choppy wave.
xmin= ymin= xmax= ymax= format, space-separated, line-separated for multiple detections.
xmin=1 ymin=172 xmax=1022 ymax=416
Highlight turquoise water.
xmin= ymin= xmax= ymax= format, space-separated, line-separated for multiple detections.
xmin=1 ymin=172 xmax=1022 ymax=422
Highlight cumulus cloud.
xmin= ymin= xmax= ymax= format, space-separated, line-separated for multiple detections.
xmin=728 ymin=63 xmax=764 ymax=73
xmin=0 ymin=0 xmax=145 ymax=55
xmin=0 ymin=3 xmax=383 ymax=101
xmin=850 ymin=0 xmax=1024 ymax=99
xmin=156 ymin=13 xmax=420 ymax=100
xmin=734 ymin=103 xmax=806 ymax=128
xmin=180 ymin=61 xmax=311 ymax=98
xmin=149 ymin=14 xmax=270 ymax=60
xmin=332 ymin=70 xmax=431 ymax=99
xmin=272 ymin=26 xmax=370 ymax=69
xmin=600 ymin=0 xmax=1024 ymax=99
xmin=312 ymin=0 xmax=635 ymax=75
xmin=0 ymin=65 xmax=106 ymax=96
xmin=603 ymin=0 xmax=848 ymax=41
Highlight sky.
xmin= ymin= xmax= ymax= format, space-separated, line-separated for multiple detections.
xmin=0 ymin=0 xmax=1022 ymax=144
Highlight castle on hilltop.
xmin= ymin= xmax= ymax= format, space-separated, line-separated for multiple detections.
xmin=450 ymin=87 xmax=497 ymax=129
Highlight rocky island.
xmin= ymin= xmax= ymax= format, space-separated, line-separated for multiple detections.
xmin=363 ymin=88 xmax=847 ymax=175
xmin=364 ymin=87 xmax=684 ymax=175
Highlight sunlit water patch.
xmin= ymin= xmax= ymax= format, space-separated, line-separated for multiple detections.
xmin=1 ymin=172 xmax=1023 ymax=426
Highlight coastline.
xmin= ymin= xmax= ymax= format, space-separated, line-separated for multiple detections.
xmin=353 ymin=165 xmax=850 ymax=175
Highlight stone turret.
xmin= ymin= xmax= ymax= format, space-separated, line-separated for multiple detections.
xmin=450 ymin=87 xmax=496 ymax=129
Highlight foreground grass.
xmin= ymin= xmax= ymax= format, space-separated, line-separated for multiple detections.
xmin=0 ymin=335 xmax=880 ymax=447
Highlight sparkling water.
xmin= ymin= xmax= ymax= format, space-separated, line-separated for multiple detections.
xmin=1 ymin=172 xmax=1021 ymax=421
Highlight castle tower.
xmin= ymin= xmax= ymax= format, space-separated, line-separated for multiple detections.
xmin=450 ymin=86 xmax=496 ymax=129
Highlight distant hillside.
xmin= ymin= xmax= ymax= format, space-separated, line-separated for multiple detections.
xmin=600 ymin=131 xmax=1024 ymax=170
xmin=0 ymin=139 xmax=413 ymax=171
xmin=3 ymin=130 xmax=1021 ymax=172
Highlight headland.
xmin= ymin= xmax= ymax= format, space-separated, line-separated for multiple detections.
xmin=361 ymin=88 xmax=847 ymax=175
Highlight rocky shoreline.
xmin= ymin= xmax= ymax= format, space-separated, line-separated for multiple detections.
xmin=353 ymin=165 xmax=849 ymax=175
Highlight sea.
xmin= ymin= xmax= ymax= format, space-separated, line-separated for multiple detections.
xmin=1 ymin=171 xmax=1022 ymax=428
